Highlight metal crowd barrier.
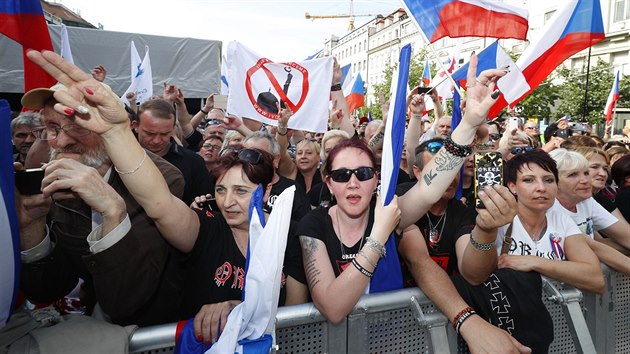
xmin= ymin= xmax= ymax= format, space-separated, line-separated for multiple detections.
xmin=129 ymin=266 xmax=629 ymax=354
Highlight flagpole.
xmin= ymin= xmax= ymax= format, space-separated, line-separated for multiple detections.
xmin=582 ymin=47 xmax=593 ymax=121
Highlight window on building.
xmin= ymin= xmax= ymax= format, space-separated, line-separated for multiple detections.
xmin=615 ymin=0 xmax=630 ymax=21
xmin=364 ymin=40 xmax=367 ymax=50
xmin=394 ymin=29 xmax=398 ymax=38
xmin=358 ymin=42 xmax=362 ymax=52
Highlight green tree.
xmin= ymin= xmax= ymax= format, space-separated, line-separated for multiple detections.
xmin=518 ymin=76 xmax=560 ymax=122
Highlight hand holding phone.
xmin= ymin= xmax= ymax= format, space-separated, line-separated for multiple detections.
xmin=15 ymin=168 xmax=45 ymax=195
xmin=474 ymin=152 xmax=503 ymax=209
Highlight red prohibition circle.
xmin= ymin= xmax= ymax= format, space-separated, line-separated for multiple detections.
xmin=245 ymin=58 xmax=309 ymax=120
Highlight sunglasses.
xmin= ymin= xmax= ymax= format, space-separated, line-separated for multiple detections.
xmin=511 ymin=146 xmax=534 ymax=155
xmin=489 ymin=133 xmax=502 ymax=141
xmin=420 ymin=141 xmax=443 ymax=154
xmin=207 ymin=119 xmax=222 ymax=126
xmin=237 ymin=148 xmax=262 ymax=165
xmin=329 ymin=167 xmax=375 ymax=183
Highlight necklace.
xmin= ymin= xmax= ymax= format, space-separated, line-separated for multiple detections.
xmin=519 ymin=214 xmax=547 ymax=242
xmin=335 ymin=206 xmax=365 ymax=260
xmin=427 ymin=211 xmax=447 ymax=246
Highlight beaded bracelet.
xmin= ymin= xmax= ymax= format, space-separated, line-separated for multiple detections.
xmin=365 ymin=237 xmax=386 ymax=258
xmin=443 ymin=136 xmax=473 ymax=157
xmin=453 ymin=307 xmax=477 ymax=334
xmin=469 ymin=232 xmax=495 ymax=251
xmin=352 ymin=259 xmax=374 ymax=278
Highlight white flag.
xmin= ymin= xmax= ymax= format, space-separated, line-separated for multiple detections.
xmin=60 ymin=24 xmax=74 ymax=65
xmin=209 ymin=185 xmax=295 ymax=354
xmin=130 ymin=41 xmax=142 ymax=81
xmin=221 ymin=55 xmax=229 ymax=96
xmin=226 ymin=41 xmax=333 ymax=133
xmin=122 ymin=43 xmax=153 ymax=106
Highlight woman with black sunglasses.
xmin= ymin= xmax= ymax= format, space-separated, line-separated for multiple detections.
xmin=23 ymin=51 xmax=308 ymax=345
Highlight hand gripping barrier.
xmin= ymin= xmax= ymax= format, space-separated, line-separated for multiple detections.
xmin=129 ymin=267 xmax=630 ymax=354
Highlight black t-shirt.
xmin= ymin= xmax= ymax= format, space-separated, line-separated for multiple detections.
xmin=296 ymin=203 xmax=380 ymax=277
xmin=179 ymin=209 xmax=305 ymax=318
xmin=594 ymin=190 xmax=617 ymax=212
xmin=396 ymin=182 xmax=476 ymax=277
xmin=615 ymin=188 xmax=630 ymax=222
xmin=265 ymin=176 xmax=311 ymax=222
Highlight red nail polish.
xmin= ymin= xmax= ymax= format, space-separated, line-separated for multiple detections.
xmin=64 ymin=108 xmax=74 ymax=115
xmin=196 ymin=335 xmax=202 ymax=341
xmin=85 ymin=88 xmax=94 ymax=95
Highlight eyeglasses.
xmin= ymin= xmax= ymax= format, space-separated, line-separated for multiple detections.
xmin=202 ymin=143 xmax=221 ymax=151
xmin=420 ymin=141 xmax=443 ymax=154
xmin=329 ymin=167 xmax=375 ymax=182
xmin=511 ymin=146 xmax=534 ymax=155
xmin=32 ymin=124 xmax=91 ymax=141
xmin=525 ymin=126 xmax=538 ymax=130
xmin=489 ymin=133 xmax=503 ymax=141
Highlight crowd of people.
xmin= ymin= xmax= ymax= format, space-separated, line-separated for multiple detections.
xmin=7 ymin=48 xmax=630 ymax=353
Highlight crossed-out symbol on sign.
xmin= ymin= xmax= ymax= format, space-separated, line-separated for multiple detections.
xmin=245 ymin=58 xmax=310 ymax=120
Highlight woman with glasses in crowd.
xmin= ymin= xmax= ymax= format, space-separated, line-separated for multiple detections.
xmin=25 ymin=51 xmax=308 ymax=345
xmin=297 ymin=56 xmax=532 ymax=353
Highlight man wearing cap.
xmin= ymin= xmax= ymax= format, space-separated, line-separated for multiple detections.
xmin=18 ymin=83 xmax=186 ymax=326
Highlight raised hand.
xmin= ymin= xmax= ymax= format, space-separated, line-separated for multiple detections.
xmin=462 ymin=54 xmax=507 ymax=128
xmin=90 ymin=65 xmax=107 ymax=82
xmin=27 ymin=50 xmax=129 ymax=136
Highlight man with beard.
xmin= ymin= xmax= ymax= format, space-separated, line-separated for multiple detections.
xmin=17 ymin=83 xmax=186 ymax=326
xmin=11 ymin=112 xmax=41 ymax=164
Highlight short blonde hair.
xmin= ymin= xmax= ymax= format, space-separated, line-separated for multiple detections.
xmin=320 ymin=130 xmax=349 ymax=161
xmin=549 ymin=148 xmax=589 ymax=173
xmin=296 ymin=138 xmax=321 ymax=156
xmin=573 ymin=146 xmax=610 ymax=166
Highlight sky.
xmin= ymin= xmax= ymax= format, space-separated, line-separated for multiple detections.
xmin=53 ymin=0 xmax=402 ymax=61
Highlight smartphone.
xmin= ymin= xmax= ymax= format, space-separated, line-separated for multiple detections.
xmin=417 ymin=87 xmax=433 ymax=94
xmin=554 ymin=128 xmax=572 ymax=139
xmin=474 ymin=152 xmax=503 ymax=209
xmin=213 ymin=95 xmax=228 ymax=110
xmin=507 ymin=117 xmax=520 ymax=132
xmin=15 ymin=168 xmax=45 ymax=195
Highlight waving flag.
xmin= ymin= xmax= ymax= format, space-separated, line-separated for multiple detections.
xmin=451 ymin=41 xmax=529 ymax=105
xmin=339 ymin=64 xmax=352 ymax=91
xmin=401 ymin=0 xmax=528 ymax=44
xmin=59 ymin=24 xmax=74 ymax=65
xmin=488 ymin=0 xmax=605 ymax=118
xmin=0 ymin=0 xmax=55 ymax=91
xmin=604 ymin=68 xmax=621 ymax=122
xmin=431 ymin=56 xmax=457 ymax=99
xmin=371 ymin=45 xmax=411 ymax=294
xmin=0 ymin=100 xmax=21 ymax=329
xmin=221 ymin=55 xmax=229 ymax=96
xmin=227 ymin=41 xmax=333 ymax=132
xmin=344 ymin=73 xmax=365 ymax=112
xmin=422 ymin=60 xmax=432 ymax=87
xmin=122 ymin=43 xmax=153 ymax=106
xmin=209 ymin=185 xmax=295 ymax=354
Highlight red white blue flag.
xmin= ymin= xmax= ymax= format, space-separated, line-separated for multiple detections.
xmin=344 ymin=72 xmax=365 ymax=112
xmin=371 ymin=44 xmax=411 ymax=293
xmin=422 ymin=60 xmax=432 ymax=87
xmin=0 ymin=99 xmax=21 ymax=329
xmin=604 ymin=68 xmax=621 ymax=122
xmin=488 ymin=0 xmax=605 ymax=118
xmin=0 ymin=0 xmax=55 ymax=91
xmin=401 ymin=0 xmax=528 ymax=43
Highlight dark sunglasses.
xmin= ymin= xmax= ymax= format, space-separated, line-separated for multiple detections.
xmin=238 ymin=149 xmax=263 ymax=165
xmin=511 ymin=146 xmax=534 ymax=155
xmin=329 ymin=167 xmax=375 ymax=183
xmin=420 ymin=141 xmax=443 ymax=154
xmin=489 ymin=133 xmax=502 ymax=141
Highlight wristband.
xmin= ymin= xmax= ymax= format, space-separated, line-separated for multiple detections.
xmin=277 ymin=128 xmax=288 ymax=136
xmin=365 ymin=237 xmax=386 ymax=258
xmin=443 ymin=136 xmax=473 ymax=157
xmin=200 ymin=108 xmax=209 ymax=115
xmin=331 ymin=84 xmax=342 ymax=91
xmin=469 ymin=231 xmax=495 ymax=251
xmin=352 ymin=259 xmax=374 ymax=278
xmin=453 ymin=307 xmax=477 ymax=334
xmin=411 ymin=113 xmax=423 ymax=120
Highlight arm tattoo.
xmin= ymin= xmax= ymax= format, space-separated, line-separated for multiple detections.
xmin=423 ymin=169 xmax=437 ymax=186
xmin=300 ymin=236 xmax=321 ymax=289
xmin=368 ymin=131 xmax=384 ymax=147
xmin=434 ymin=148 xmax=464 ymax=172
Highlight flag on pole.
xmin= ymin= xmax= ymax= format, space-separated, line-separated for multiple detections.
xmin=209 ymin=185 xmax=295 ymax=354
xmin=339 ymin=64 xmax=352 ymax=92
xmin=431 ymin=56 xmax=457 ymax=99
xmin=401 ymin=0 xmax=529 ymax=44
xmin=344 ymin=73 xmax=365 ymax=112
xmin=451 ymin=41 xmax=530 ymax=105
xmin=59 ymin=24 xmax=74 ymax=65
xmin=121 ymin=43 xmax=153 ymax=106
xmin=0 ymin=0 xmax=56 ymax=91
xmin=221 ymin=55 xmax=229 ymax=96
xmin=0 ymin=99 xmax=21 ymax=329
xmin=488 ymin=0 xmax=605 ymax=118
xmin=604 ymin=68 xmax=621 ymax=122
xmin=227 ymin=41 xmax=333 ymax=133
xmin=422 ymin=60 xmax=432 ymax=87
xmin=371 ymin=44 xmax=411 ymax=294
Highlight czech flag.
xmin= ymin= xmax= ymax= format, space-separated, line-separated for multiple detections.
xmin=604 ymin=68 xmax=621 ymax=122
xmin=370 ymin=45 xmax=411 ymax=293
xmin=422 ymin=60 xmax=432 ymax=87
xmin=0 ymin=0 xmax=55 ymax=92
xmin=488 ymin=0 xmax=605 ymax=118
xmin=344 ymin=73 xmax=365 ymax=112
xmin=401 ymin=0 xmax=528 ymax=43
xmin=0 ymin=100 xmax=21 ymax=329
xmin=451 ymin=41 xmax=529 ymax=105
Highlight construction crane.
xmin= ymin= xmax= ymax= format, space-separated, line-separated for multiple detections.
xmin=305 ymin=0 xmax=379 ymax=31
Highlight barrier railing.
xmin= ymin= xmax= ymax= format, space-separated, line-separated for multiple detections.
xmin=129 ymin=266 xmax=629 ymax=354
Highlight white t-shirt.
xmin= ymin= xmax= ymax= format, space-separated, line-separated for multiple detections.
xmin=550 ymin=198 xmax=618 ymax=239
xmin=496 ymin=209 xmax=582 ymax=260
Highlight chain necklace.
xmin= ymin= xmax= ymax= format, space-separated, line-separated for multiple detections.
xmin=427 ymin=211 xmax=447 ymax=246
xmin=336 ymin=206 xmax=365 ymax=260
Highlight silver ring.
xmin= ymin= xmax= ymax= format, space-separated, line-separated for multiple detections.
xmin=465 ymin=82 xmax=476 ymax=88
xmin=475 ymin=78 xmax=489 ymax=87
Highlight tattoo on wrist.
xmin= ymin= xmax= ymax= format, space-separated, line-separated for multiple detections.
xmin=423 ymin=169 xmax=437 ymax=186
xmin=369 ymin=131 xmax=385 ymax=147
xmin=434 ymin=149 xmax=464 ymax=172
